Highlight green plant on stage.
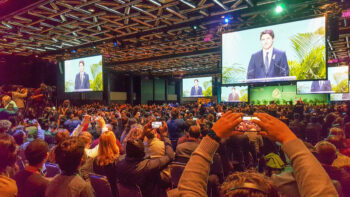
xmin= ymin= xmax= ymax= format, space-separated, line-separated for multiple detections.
xmin=332 ymin=79 xmax=349 ymax=93
xmin=289 ymin=27 xmax=326 ymax=80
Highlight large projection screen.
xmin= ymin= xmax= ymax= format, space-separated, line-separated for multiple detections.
xmin=64 ymin=55 xmax=103 ymax=92
xmin=221 ymin=86 xmax=248 ymax=102
xmin=222 ymin=17 xmax=326 ymax=84
xmin=297 ymin=66 xmax=349 ymax=94
xmin=182 ymin=77 xmax=212 ymax=97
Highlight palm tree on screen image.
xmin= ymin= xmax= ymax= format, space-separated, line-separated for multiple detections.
xmin=222 ymin=63 xmax=245 ymax=84
xmin=89 ymin=61 xmax=103 ymax=91
xmin=289 ymin=27 xmax=326 ymax=80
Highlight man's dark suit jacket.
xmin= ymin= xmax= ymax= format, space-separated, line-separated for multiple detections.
xmin=247 ymin=48 xmax=289 ymax=79
xmin=228 ymin=92 xmax=239 ymax=102
xmin=311 ymin=81 xmax=332 ymax=92
xmin=74 ymin=72 xmax=90 ymax=90
xmin=190 ymin=86 xmax=203 ymax=96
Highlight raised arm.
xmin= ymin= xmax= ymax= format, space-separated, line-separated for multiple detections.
xmin=178 ymin=112 xmax=243 ymax=197
xmin=253 ymin=113 xmax=338 ymax=197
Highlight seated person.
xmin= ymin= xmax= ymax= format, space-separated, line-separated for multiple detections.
xmin=175 ymin=125 xmax=201 ymax=163
xmin=15 ymin=139 xmax=50 ymax=197
xmin=0 ymin=133 xmax=18 ymax=197
xmin=315 ymin=141 xmax=350 ymax=196
xmin=45 ymin=137 xmax=94 ymax=197
xmin=116 ymin=128 xmax=174 ymax=197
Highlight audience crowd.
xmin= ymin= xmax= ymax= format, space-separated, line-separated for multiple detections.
xmin=1 ymin=85 xmax=350 ymax=197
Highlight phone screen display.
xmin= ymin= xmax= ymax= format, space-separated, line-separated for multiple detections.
xmin=152 ymin=121 xmax=162 ymax=129
xmin=235 ymin=116 xmax=261 ymax=132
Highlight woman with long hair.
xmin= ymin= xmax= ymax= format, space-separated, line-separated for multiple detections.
xmin=89 ymin=131 xmax=120 ymax=197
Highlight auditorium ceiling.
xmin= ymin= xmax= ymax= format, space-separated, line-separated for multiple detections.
xmin=0 ymin=0 xmax=349 ymax=75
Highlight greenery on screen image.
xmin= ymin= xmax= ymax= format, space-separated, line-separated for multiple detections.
xmin=64 ymin=61 xmax=103 ymax=92
xmin=222 ymin=27 xmax=326 ymax=84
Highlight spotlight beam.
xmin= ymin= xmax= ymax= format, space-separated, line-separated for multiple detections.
xmin=212 ymin=0 xmax=228 ymax=11
xmin=180 ymin=0 xmax=196 ymax=9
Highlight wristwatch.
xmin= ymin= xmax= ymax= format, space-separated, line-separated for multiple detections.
xmin=207 ymin=129 xmax=221 ymax=143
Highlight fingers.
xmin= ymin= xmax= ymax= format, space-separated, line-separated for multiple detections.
xmin=252 ymin=119 xmax=267 ymax=131
xmin=253 ymin=113 xmax=269 ymax=122
xmin=221 ymin=111 xmax=232 ymax=118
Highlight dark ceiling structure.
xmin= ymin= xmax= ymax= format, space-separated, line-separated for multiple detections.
xmin=0 ymin=0 xmax=349 ymax=75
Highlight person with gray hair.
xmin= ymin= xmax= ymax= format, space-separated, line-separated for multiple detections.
xmin=0 ymin=120 xmax=12 ymax=133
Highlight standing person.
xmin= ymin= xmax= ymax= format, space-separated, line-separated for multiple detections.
xmin=190 ymin=79 xmax=203 ymax=97
xmin=167 ymin=109 xmax=186 ymax=149
xmin=12 ymin=87 xmax=27 ymax=111
xmin=247 ymin=30 xmax=289 ymax=80
xmin=74 ymin=60 xmax=90 ymax=90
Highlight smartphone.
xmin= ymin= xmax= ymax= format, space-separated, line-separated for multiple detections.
xmin=152 ymin=121 xmax=162 ymax=129
xmin=193 ymin=117 xmax=197 ymax=121
xmin=235 ymin=116 xmax=261 ymax=132
xmin=52 ymin=106 xmax=56 ymax=110
xmin=216 ymin=113 xmax=222 ymax=117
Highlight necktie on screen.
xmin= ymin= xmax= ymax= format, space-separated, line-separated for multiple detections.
xmin=265 ymin=52 xmax=269 ymax=72
xmin=81 ymin=74 xmax=84 ymax=87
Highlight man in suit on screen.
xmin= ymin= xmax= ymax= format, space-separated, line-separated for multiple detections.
xmin=311 ymin=80 xmax=332 ymax=92
xmin=247 ymin=30 xmax=289 ymax=80
xmin=74 ymin=60 xmax=90 ymax=90
xmin=228 ymin=87 xmax=240 ymax=102
xmin=190 ymin=79 xmax=203 ymax=97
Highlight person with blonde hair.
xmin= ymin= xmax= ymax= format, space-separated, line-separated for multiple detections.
xmin=81 ymin=131 xmax=120 ymax=197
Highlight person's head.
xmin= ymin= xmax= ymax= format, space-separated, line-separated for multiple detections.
xmin=171 ymin=109 xmax=179 ymax=119
xmin=188 ymin=125 xmax=200 ymax=139
xmin=96 ymin=131 xmax=119 ymax=166
xmin=329 ymin=127 xmax=346 ymax=140
xmin=0 ymin=133 xmax=17 ymax=173
xmin=79 ymin=60 xmax=85 ymax=73
xmin=315 ymin=141 xmax=337 ymax=165
xmin=293 ymin=113 xmax=300 ymax=120
xmin=55 ymin=137 xmax=85 ymax=175
xmin=79 ymin=131 xmax=93 ymax=148
xmin=327 ymin=135 xmax=344 ymax=150
xmin=0 ymin=120 xmax=12 ymax=133
xmin=232 ymin=87 xmax=236 ymax=93
xmin=2 ymin=95 xmax=11 ymax=106
xmin=25 ymin=139 xmax=49 ymax=167
xmin=194 ymin=79 xmax=199 ymax=86
xmin=221 ymin=171 xmax=279 ymax=197
xmin=126 ymin=140 xmax=145 ymax=158
xmin=260 ymin=30 xmax=274 ymax=50
xmin=13 ymin=131 xmax=26 ymax=145
xmin=55 ymin=129 xmax=70 ymax=145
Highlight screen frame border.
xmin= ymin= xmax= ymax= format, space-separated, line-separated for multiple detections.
xmin=63 ymin=54 xmax=104 ymax=93
xmin=221 ymin=15 xmax=328 ymax=86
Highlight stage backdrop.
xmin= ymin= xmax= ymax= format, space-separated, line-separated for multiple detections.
xmin=250 ymin=85 xmax=328 ymax=105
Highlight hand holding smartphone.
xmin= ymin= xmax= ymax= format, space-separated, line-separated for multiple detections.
xmin=235 ymin=116 xmax=261 ymax=132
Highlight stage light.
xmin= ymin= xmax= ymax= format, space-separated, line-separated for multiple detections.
xmin=224 ymin=18 xmax=229 ymax=24
xmin=113 ymin=40 xmax=118 ymax=47
xmin=275 ymin=4 xmax=285 ymax=13
xmin=193 ymin=25 xmax=198 ymax=30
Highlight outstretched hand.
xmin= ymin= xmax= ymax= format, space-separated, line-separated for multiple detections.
xmin=212 ymin=112 xmax=244 ymax=139
xmin=252 ymin=113 xmax=297 ymax=144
